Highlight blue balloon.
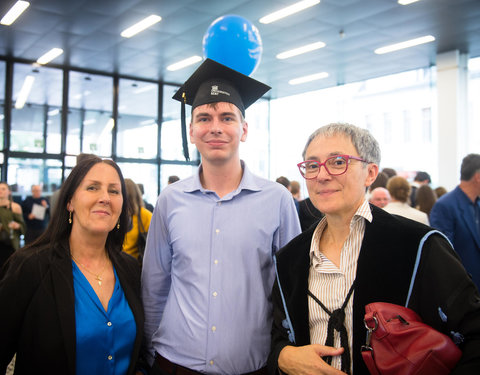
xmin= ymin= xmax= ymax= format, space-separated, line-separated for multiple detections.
xmin=203 ymin=15 xmax=263 ymax=76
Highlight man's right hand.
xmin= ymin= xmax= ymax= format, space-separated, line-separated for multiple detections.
xmin=278 ymin=345 xmax=347 ymax=375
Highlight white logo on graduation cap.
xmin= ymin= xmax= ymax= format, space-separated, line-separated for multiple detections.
xmin=211 ymin=85 xmax=230 ymax=96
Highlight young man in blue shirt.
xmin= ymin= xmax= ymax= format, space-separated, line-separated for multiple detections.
xmin=142 ymin=59 xmax=301 ymax=375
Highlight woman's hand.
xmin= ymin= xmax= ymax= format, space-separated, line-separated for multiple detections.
xmin=8 ymin=221 xmax=20 ymax=230
xmin=278 ymin=345 xmax=347 ymax=375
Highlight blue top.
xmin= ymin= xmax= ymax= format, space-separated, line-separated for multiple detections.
xmin=142 ymin=161 xmax=301 ymax=374
xmin=72 ymin=262 xmax=136 ymax=375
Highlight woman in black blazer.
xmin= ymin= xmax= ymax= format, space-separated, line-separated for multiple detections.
xmin=0 ymin=155 xmax=144 ymax=375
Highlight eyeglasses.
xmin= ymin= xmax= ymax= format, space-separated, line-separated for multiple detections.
xmin=297 ymin=155 xmax=369 ymax=179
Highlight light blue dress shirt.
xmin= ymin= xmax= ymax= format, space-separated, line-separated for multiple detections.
xmin=73 ymin=262 xmax=136 ymax=375
xmin=142 ymin=161 xmax=301 ymax=374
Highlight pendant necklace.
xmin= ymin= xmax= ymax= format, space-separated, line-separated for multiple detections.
xmin=71 ymin=254 xmax=108 ymax=286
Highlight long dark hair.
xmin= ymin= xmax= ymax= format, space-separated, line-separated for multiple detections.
xmin=25 ymin=155 xmax=129 ymax=255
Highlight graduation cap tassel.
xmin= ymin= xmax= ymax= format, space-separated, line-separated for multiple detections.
xmin=181 ymin=92 xmax=190 ymax=161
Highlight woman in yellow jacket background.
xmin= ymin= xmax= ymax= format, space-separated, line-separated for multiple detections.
xmin=122 ymin=179 xmax=152 ymax=261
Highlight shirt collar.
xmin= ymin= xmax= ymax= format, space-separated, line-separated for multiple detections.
xmin=183 ymin=160 xmax=262 ymax=195
xmin=309 ymin=199 xmax=372 ymax=263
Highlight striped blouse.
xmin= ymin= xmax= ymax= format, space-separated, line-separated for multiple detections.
xmin=308 ymin=199 xmax=372 ymax=373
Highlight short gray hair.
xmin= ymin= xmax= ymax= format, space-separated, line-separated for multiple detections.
xmin=302 ymin=123 xmax=381 ymax=165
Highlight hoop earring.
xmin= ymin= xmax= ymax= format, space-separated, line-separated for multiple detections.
xmin=69 ymin=211 xmax=72 ymax=224
xmin=117 ymin=220 xmax=120 ymax=230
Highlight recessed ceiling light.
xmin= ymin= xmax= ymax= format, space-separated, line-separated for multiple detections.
xmin=0 ymin=1 xmax=30 ymax=26
xmin=260 ymin=0 xmax=320 ymax=24
xmin=374 ymin=35 xmax=435 ymax=54
xmin=15 ymin=75 xmax=35 ymax=109
xmin=289 ymin=72 xmax=328 ymax=85
xmin=121 ymin=15 xmax=161 ymax=38
xmin=167 ymin=56 xmax=203 ymax=71
xmin=398 ymin=0 xmax=421 ymax=5
xmin=36 ymin=48 xmax=63 ymax=64
xmin=277 ymin=41 xmax=326 ymax=59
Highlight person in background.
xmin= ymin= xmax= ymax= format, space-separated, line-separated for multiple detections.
xmin=276 ymin=176 xmax=291 ymax=190
xmin=0 ymin=182 xmax=25 ymax=270
xmin=435 ymin=186 xmax=448 ymax=199
xmin=381 ymin=167 xmax=397 ymax=178
xmin=21 ymin=184 xmax=49 ymax=245
xmin=290 ymin=180 xmax=301 ymax=202
xmin=409 ymin=171 xmax=431 ymax=207
xmin=384 ymin=176 xmax=429 ymax=225
xmin=368 ymin=172 xmax=389 ymax=192
xmin=277 ymin=176 xmax=299 ymax=212
xmin=415 ymin=184 xmax=437 ymax=217
xmin=137 ymin=183 xmax=154 ymax=213
xmin=268 ymin=123 xmax=480 ymax=375
xmin=430 ymin=153 xmax=480 ymax=289
xmin=142 ymin=59 xmax=301 ymax=375
xmin=167 ymin=175 xmax=179 ymax=185
xmin=298 ymin=197 xmax=324 ymax=232
xmin=368 ymin=187 xmax=391 ymax=208
xmin=0 ymin=155 xmax=144 ymax=375
xmin=123 ymin=179 xmax=153 ymax=262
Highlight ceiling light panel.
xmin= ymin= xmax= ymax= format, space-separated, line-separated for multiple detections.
xmin=121 ymin=15 xmax=162 ymax=38
xmin=260 ymin=0 xmax=320 ymax=24
xmin=0 ymin=1 xmax=30 ymax=26
xmin=277 ymin=41 xmax=326 ymax=59
xmin=167 ymin=56 xmax=203 ymax=71
xmin=374 ymin=35 xmax=435 ymax=54
xmin=289 ymin=72 xmax=329 ymax=85
xmin=36 ymin=48 xmax=63 ymax=64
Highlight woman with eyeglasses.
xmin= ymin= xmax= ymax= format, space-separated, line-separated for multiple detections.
xmin=268 ymin=123 xmax=480 ymax=374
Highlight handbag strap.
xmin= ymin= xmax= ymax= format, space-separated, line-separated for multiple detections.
xmin=307 ymin=279 xmax=356 ymax=375
xmin=405 ymin=230 xmax=452 ymax=307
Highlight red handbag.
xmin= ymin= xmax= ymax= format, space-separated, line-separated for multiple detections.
xmin=361 ymin=302 xmax=462 ymax=375
xmin=361 ymin=231 xmax=462 ymax=375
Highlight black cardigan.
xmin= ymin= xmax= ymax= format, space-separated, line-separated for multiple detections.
xmin=268 ymin=205 xmax=480 ymax=374
xmin=0 ymin=240 xmax=144 ymax=375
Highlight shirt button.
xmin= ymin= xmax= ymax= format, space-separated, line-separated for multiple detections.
xmin=210 ymin=360 xmax=214 ymax=365
xmin=217 ymin=202 xmax=221 ymax=206
xmin=214 ymin=259 xmax=218 ymax=265
xmin=215 ymin=229 xmax=220 ymax=234
xmin=107 ymin=321 xmax=112 ymax=327
xmin=213 ymin=291 xmax=218 ymax=297
xmin=107 ymin=355 xmax=113 ymax=360
xmin=211 ymin=326 xmax=216 ymax=332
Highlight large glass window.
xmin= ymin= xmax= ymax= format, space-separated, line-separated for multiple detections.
xmin=8 ymin=158 xmax=62 ymax=198
xmin=117 ymin=162 xmax=159 ymax=207
xmin=68 ymin=71 xmax=113 ymax=156
xmin=160 ymin=164 xmax=197 ymax=191
xmin=468 ymin=56 xmax=480 ymax=153
xmin=11 ymin=63 xmax=62 ymax=153
xmin=117 ymin=79 xmax=158 ymax=159
xmin=270 ymin=67 xmax=436 ymax=194
xmin=239 ymin=99 xmax=270 ymax=178
xmin=161 ymin=84 xmax=197 ymax=161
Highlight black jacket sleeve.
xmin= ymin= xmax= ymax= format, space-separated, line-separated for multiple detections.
xmin=410 ymin=233 xmax=480 ymax=374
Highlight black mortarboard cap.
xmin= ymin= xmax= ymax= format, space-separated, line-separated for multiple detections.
xmin=173 ymin=58 xmax=271 ymax=161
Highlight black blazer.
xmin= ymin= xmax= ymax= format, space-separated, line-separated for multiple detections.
xmin=0 ymin=239 xmax=144 ymax=375
xmin=268 ymin=205 xmax=480 ymax=374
